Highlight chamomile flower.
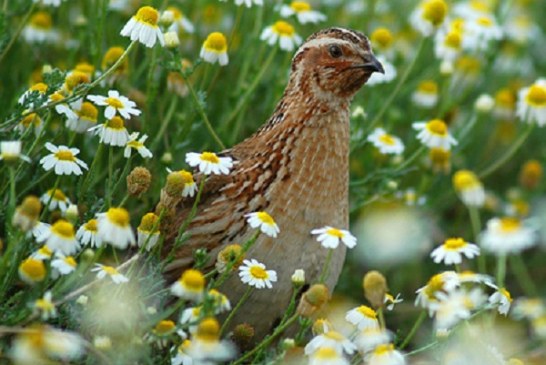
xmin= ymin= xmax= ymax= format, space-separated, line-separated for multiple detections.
xmin=385 ymin=293 xmax=403 ymax=311
xmin=120 ymin=6 xmax=165 ymax=48
xmin=311 ymin=226 xmax=357 ymax=249
xmin=412 ymin=119 xmax=458 ymax=150
xmin=463 ymin=15 xmax=503 ymax=51
xmin=22 ymin=11 xmax=60 ymax=43
xmin=308 ymin=347 xmax=349 ymax=365
xmin=354 ymin=327 xmax=391 ymax=354
xmin=18 ymin=258 xmax=47 ymax=284
xmin=18 ymin=82 xmax=48 ymax=107
xmin=39 ymin=143 xmax=88 ymax=176
xmin=410 ymin=0 xmax=449 ymax=37
xmin=87 ymin=90 xmax=141 ymax=120
xmin=208 ymin=289 xmax=232 ymax=313
xmin=412 ymin=80 xmax=439 ymax=108
xmin=367 ymin=128 xmax=405 ymax=155
xmin=511 ymin=298 xmax=544 ymax=320
xmin=51 ymin=255 xmax=77 ymax=276
xmin=345 ymin=305 xmax=380 ymax=330
xmin=92 ymin=264 xmax=129 ymax=284
xmin=88 ymin=116 xmax=131 ymax=147
xmin=200 ymin=32 xmax=229 ymax=66
xmin=36 ymin=219 xmax=80 ymax=255
xmin=261 ymin=21 xmax=302 ymax=52
xmin=516 ymin=79 xmax=546 ymax=126
xmin=171 ymin=340 xmax=192 ymax=365
xmin=238 ymin=259 xmax=277 ymax=289
xmin=168 ymin=169 xmax=197 ymax=198
xmin=245 ymin=211 xmax=280 ymax=238
xmin=124 ymin=132 xmax=152 ymax=159
xmin=305 ymin=329 xmax=356 ymax=356
xmin=165 ymin=7 xmax=195 ymax=34
xmin=33 ymin=291 xmax=57 ymax=320
xmin=76 ymin=219 xmax=102 ymax=247
xmin=435 ymin=27 xmax=463 ymax=63
xmin=505 ymin=14 xmax=539 ymax=45
xmin=16 ymin=112 xmax=43 ymax=136
xmin=0 ymin=141 xmax=31 ymax=163
xmin=480 ymin=217 xmax=536 ymax=255
xmin=415 ymin=271 xmax=461 ymax=311
xmin=233 ymin=0 xmax=263 ymax=8
xmin=430 ymin=288 xmax=486 ymax=330
xmin=180 ymin=306 xmax=201 ymax=332
xmin=40 ymin=188 xmax=71 ymax=212
xmin=280 ymin=1 xmax=326 ymax=24
xmin=137 ymin=212 xmax=161 ymax=251
xmin=371 ymin=28 xmax=395 ymax=57
xmin=452 ymin=170 xmax=485 ymax=207
xmin=13 ymin=195 xmax=42 ymax=232
xmin=96 ymin=207 xmax=136 ymax=249
xmin=185 ymin=151 xmax=233 ymax=175
xmin=366 ymin=344 xmax=406 ymax=365
xmin=31 ymin=245 xmax=53 ymax=261
xmin=66 ymin=101 xmax=98 ymax=133
xmin=488 ymin=287 xmax=512 ymax=315
xmin=430 ymin=238 xmax=480 ymax=265
xmin=494 ymin=88 xmax=517 ymax=120
xmin=171 ymin=269 xmax=205 ymax=301
xmin=186 ymin=318 xmax=235 ymax=363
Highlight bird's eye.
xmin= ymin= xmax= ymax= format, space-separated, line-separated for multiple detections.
xmin=329 ymin=45 xmax=342 ymax=58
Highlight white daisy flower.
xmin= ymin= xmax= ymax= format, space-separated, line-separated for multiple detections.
xmin=410 ymin=0 xmax=448 ymax=37
xmin=412 ymin=80 xmax=439 ymax=108
xmin=434 ymin=28 xmax=463 ymax=63
xmin=96 ymin=207 xmax=136 ymax=250
xmin=180 ymin=306 xmax=201 ymax=333
xmin=260 ymin=20 xmax=302 ymax=52
xmin=31 ymin=245 xmax=53 ymax=261
xmin=88 ymin=116 xmax=131 ymax=147
xmin=488 ymin=287 xmax=512 ymax=316
xmin=87 ymin=90 xmax=141 ymax=120
xmin=452 ymin=170 xmax=485 ymax=207
xmin=65 ymin=100 xmax=99 ymax=133
xmin=366 ymin=343 xmax=406 ymax=365
xmin=33 ymin=0 xmax=63 ymax=7
xmin=367 ymin=128 xmax=405 ymax=155
xmin=238 ymin=259 xmax=277 ymax=289
xmin=208 ymin=289 xmax=232 ymax=314
xmin=51 ymin=255 xmax=77 ymax=276
xmin=92 ymin=264 xmax=129 ymax=284
xmin=124 ymin=132 xmax=153 ymax=159
xmin=120 ymin=6 xmax=164 ymax=48
xmin=311 ymin=226 xmax=357 ymax=249
xmin=76 ymin=219 xmax=102 ymax=247
xmin=137 ymin=213 xmax=161 ymax=251
xmin=430 ymin=238 xmax=480 ymax=265
xmin=170 ymin=269 xmax=205 ymax=302
xmin=354 ymin=327 xmax=391 ymax=354
xmin=305 ymin=329 xmax=356 ymax=356
xmin=200 ymin=32 xmax=229 ymax=66
xmin=511 ymin=298 xmax=544 ymax=320
xmin=36 ymin=219 xmax=80 ymax=256
xmin=345 ymin=305 xmax=380 ymax=330
xmin=516 ymin=79 xmax=546 ymax=126
xmin=164 ymin=7 xmax=195 ymax=34
xmin=39 ymin=143 xmax=88 ymax=176
xmin=171 ymin=340 xmax=193 ymax=365
xmin=40 ymin=189 xmax=71 ymax=212
xmin=308 ymin=347 xmax=349 ymax=365
xmin=480 ymin=217 xmax=536 ymax=255
xmin=505 ymin=14 xmax=540 ymax=45
xmin=18 ymin=82 xmax=48 ymax=107
xmin=22 ymin=11 xmax=60 ymax=43
xmin=412 ymin=119 xmax=458 ymax=150
xmin=186 ymin=318 xmax=236 ymax=363
xmin=457 ymin=270 xmax=494 ymax=285
xmin=233 ymin=0 xmax=263 ymax=8
xmin=430 ymin=288 xmax=486 ymax=331
xmin=167 ymin=169 xmax=198 ymax=198
xmin=18 ymin=257 xmax=46 ymax=284
xmin=463 ymin=15 xmax=503 ymax=52
xmin=245 ymin=211 xmax=280 ymax=238
xmin=280 ymin=1 xmax=326 ymax=24
xmin=367 ymin=56 xmax=396 ymax=86
xmin=33 ymin=291 xmax=57 ymax=320
xmin=415 ymin=271 xmax=461 ymax=311
xmin=0 ymin=141 xmax=31 ymax=163
xmin=185 ymin=151 xmax=233 ymax=175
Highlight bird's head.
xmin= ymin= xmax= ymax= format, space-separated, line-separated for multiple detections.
xmin=289 ymin=27 xmax=384 ymax=101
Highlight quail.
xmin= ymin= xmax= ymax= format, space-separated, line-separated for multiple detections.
xmin=160 ymin=27 xmax=384 ymax=340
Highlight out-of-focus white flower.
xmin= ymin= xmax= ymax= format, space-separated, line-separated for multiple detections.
xmin=480 ymin=217 xmax=536 ymax=255
xmin=413 ymin=119 xmax=458 ymax=150
xmin=345 ymin=305 xmax=379 ymax=330
xmin=488 ymin=287 xmax=512 ymax=315
xmin=311 ymin=226 xmax=357 ymax=249
xmin=200 ymin=32 xmax=229 ymax=66
xmin=280 ymin=1 xmax=326 ymax=24
xmin=96 ymin=207 xmax=136 ymax=250
xmin=412 ymin=80 xmax=439 ymax=108
xmin=367 ymin=56 xmax=396 ymax=85
xmin=410 ymin=0 xmax=449 ymax=36
xmin=120 ymin=6 xmax=165 ymax=47
xmin=92 ymin=264 xmax=129 ymax=284
xmin=367 ymin=128 xmax=405 ymax=155
xmin=516 ymin=79 xmax=546 ymax=126
xmin=170 ymin=269 xmax=205 ymax=301
xmin=261 ymin=21 xmax=302 ymax=52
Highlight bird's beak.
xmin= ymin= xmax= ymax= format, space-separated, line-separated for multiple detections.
xmin=362 ymin=55 xmax=384 ymax=74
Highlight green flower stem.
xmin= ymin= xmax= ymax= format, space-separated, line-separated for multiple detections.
xmin=496 ymin=254 xmax=507 ymax=289
xmin=230 ymin=313 xmax=300 ymax=365
xmin=468 ymin=207 xmax=485 ymax=274
xmin=220 ymin=286 xmax=253 ymax=336
xmin=478 ymin=123 xmax=534 ymax=179
xmin=183 ymin=74 xmax=225 ymax=150
xmin=278 ymin=286 xmax=302 ymax=326
xmin=79 ymin=143 xmax=105 ymax=201
xmin=111 ymin=155 xmax=134 ymax=202
xmin=510 ymin=254 xmax=538 ymax=296
xmin=456 ymin=113 xmax=478 ymax=142
xmin=406 ymin=340 xmax=439 ymax=356
xmin=319 ymin=249 xmax=334 ymax=283
xmin=395 ymin=145 xmax=426 ymax=172
xmin=151 ymin=95 xmax=178 ymax=150
xmin=0 ymin=2 xmax=36 ymax=65
xmin=377 ymin=307 xmax=386 ymax=329
xmin=366 ymin=37 xmax=427 ymax=132
xmin=8 ymin=166 xmax=16 ymax=216
xmin=400 ymin=311 xmax=426 ymax=349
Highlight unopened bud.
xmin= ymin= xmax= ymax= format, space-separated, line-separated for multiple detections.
xmin=12 ymin=195 xmax=42 ymax=231
xmin=312 ymin=318 xmax=332 ymax=335
xmin=76 ymin=295 xmax=88 ymax=306
xmin=291 ymin=269 xmax=305 ymax=287
xmin=232 ymin=323 xmax=255 ymax=350
xmin=363 ymin=271 xmax=388 ymax=309
xmin=159 ymin=10 xmax=175 ymax=27
xmin=65 ymin=203 xmax=79 ymax=223
xmin=127 ymin=166 xmax=152 ymax=196
xmin=297 ymin=284 xmax=329 ymax=317
xmin=475 ymin=94 xmax=494 ymax=113
xmin=164 ymin=31 xmax=180 ymax=48
xmin=165 ymin=171 xmax=185 ymax=196
xmin=216 ymin=244 xmax=244 ymax=273
xmin=519 ymin=160 xmax=542 ymax=190
xmin=196 ymin=317 xmax=220 ymax=341
xmin=161 ymin=152 xmax=173 ymax=164
xmin=281 ymin=338 xmax=295 ymax=351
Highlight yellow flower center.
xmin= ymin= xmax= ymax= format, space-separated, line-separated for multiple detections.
xmin=450 ymin=18 xmax=465 ymax=32
xmin=324 ymin=331 xmax=344 ymax=341
xmin=84 ymin=219 xmax=98 ymax=232
xmin=422 ymin=0 xmax=448 ymax=26
xmin=167 ymin=6 xmax=183 ymax=20
xmin=250 ymin=266 xmax=268 ymax=279
xmin=78 ymin=102 xmax=98 ymax=121
xmin=139 ymin=212 xmax=159 ymax=232
xmin=379 ymin=134 xmax=396 ymax=146
xmin=273 ymin=21 xmax=295 ymax=36
xmin=51 ymin=220 xmax=75 ymax=239
xmin=418 ymin=80 xmax=438 ymax=94
xmin=371 ymin=27 xmax=394 ymax=48
xmin=135 ymin=6 xmax=159 ymax=26
xmin=64 ymin=256 xmax=77 ymax=267
xmin=197 ymin=318 xmax=220 ymax=341
xmin=500 ymin=287 xmax=512 ymax=302
xmin=374 ymin=343 xmax=395 ymax=355
xmin=444 ymin=31 xmax=462 ymax=48
xmin=21 ymin=196 xmax=42 ymax=218
xmin=456 ymin=56 xmax=481 ymax=73
xmin=106 ymin=207 xmax=130 ymax=226
xmin=314 ymin=347 xmax=338 ymax=359
xmin=181 ymin=269 xmax=205 ymax=290
xmin=357 ymin=305 xmax=377 ymax=318
xmin=35 ymin=298 xmax=54 ymax=312
xmin=291 ymin=1 xmax=311 ymax=12
xmin=425 ymin=274 xmax=444 ymax=298
xmin=154 ymin=320 xmax=176 ymax=335
xmin=64 ymin=71 xmax=90 ymax=91
xmin=177 ymin=170 xmax=194 ymax=185
xmin=200 ymin=151 xmax=220 ymax=164
xmin=30 ymin=83 xmax=48 ymax=93
xmin=495 ymin=89 xmax=516 ymax=107
xmin=453 ymin=170 xmax=479 ymax=191
xmin=38 ymin=246 xmax=52 ymax=257
xmin=326 ymin=227 xmax=344 ymax=238
xmin=470 ymin=0 xmax=490 ymax=12
xmin=477 ymin=16 xmax=493 ymax=27
xmin=102 ymin=47 xmax=127 ymax=71
xmin=204 ymin=32 xmax=227 ymax=52
xmin=48 ymin=188 xmax=67 ymax=201
xmin=75 ymin=62 xmax=95 ymax=75
xmin=31 ymin=12 xmax=52 ymax=29
xmin=443 ymin=238 xmax=467 ymax=250
xmin=102 ymin=266 xmax=119 ymax=275
xmin=106 ymin=116 xmax=125 ymax=130
xmin=54 ymin=149 xmax=76 ymax=161
xmin=49 ymin=92 xmax=64 ymax=103
xmin=127 ymin=139 xmax=144 ymax=149
xmin=21 ymin=113 xmax=41 ymax=128
xmin=106 ymin=97 xmax=124 ymax=109
xmin=526 ymin=84 xmax=546 ymax=106
xmin=499 ymin=217 xmax=521 ymax=232
xmin=256 ymin=211 xmax=275 ymax=225
xmin=20 ymin=258 xmax=46 ymax=282
xmin=426 ymin=119 xmax=448 ymax=136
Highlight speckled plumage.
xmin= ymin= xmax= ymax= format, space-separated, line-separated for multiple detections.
xmin=159 ymin=27 xmax=383 ymax=340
